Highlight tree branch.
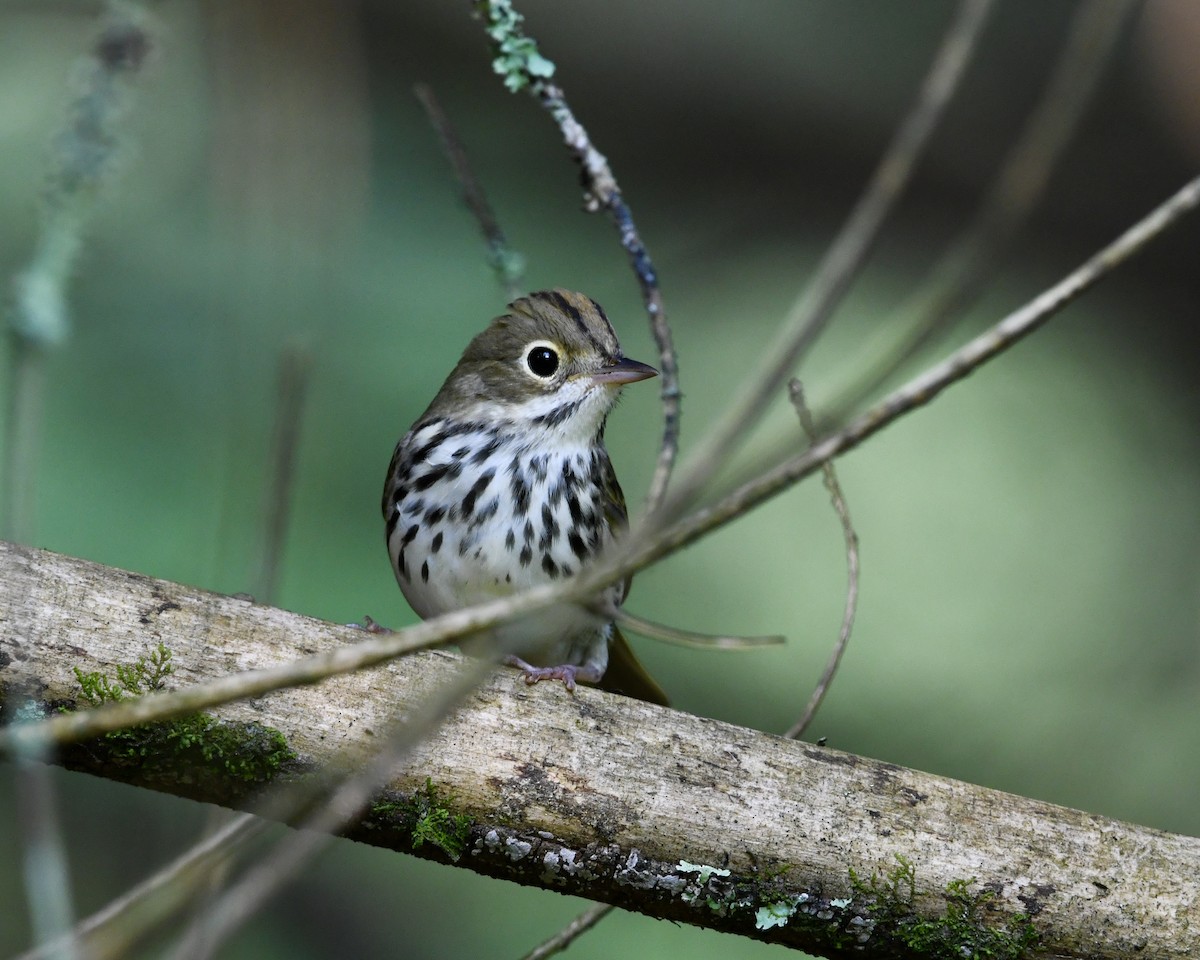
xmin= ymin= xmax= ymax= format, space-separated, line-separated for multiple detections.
xmin=1 ymin=541 xmax=1196 ymax=959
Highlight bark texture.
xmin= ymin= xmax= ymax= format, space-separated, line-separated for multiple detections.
xmin=0 ymin=540 xmax=1196 ymax=958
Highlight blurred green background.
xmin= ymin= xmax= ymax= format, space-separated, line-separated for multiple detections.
xmin=2 ymin=1 xmax=1199 ymax=957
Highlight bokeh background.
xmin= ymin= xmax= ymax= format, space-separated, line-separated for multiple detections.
xmin=2 ymin=1 xmax=1199 ymax=957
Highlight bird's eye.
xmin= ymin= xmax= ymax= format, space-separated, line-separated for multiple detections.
xmin=525 ymin=344 xmax=560 ymax=378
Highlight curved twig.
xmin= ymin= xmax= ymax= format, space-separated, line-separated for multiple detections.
xmin=608 ymin=605 xmax=784 ymax=650
xmin=658 ymin=0 xmax=996 ymax=519
xmin=783 ymin=380 xmax=859 ymax=741
xmin=520 ymin=904 xmax=615 ymax=960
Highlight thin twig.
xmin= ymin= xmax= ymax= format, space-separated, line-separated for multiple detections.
xmin=658 ymin=0 xmax=995 ymax=520
xmin=608 ymin=605 xmax=783 ymax=650
xmin=254 ymin=343 xmax=313 ymax=605
xmin=414 ymin=83 xmax=525 ymax=300
xmin=521 ymin=904 xmax=615 ymax=960
xmin=534 ymin=83 xmax=680 ymax=513
xmin=783 ymin=381 xmax=859 ymax=741
xmin=475 ymin=2 xmax=681 ymax=512
xmin=823 ymin=0 xmax=1138 ymax=424
xmin=635 ymin=172 xmax=1200 ymax=575
xmin=6 ymin=172 xmax=1197 ymax=758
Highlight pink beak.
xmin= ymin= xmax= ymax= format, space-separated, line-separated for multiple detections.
xmin=590 ymin=356 xmax=658 ymax=386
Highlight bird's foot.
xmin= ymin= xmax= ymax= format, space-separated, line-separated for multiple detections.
xmin=347 ymin=615 xmax=392 ymax=634
xmin=504 ymin=656 xmax=601 ymax=692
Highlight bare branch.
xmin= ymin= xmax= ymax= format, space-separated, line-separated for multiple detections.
xmin=521 ymin=904 xmax=614 ymax=960
xmin=783 ymin=380 xmax=859 ymax=742
xmin=3 ymin=542 xmax=1197 ymax=958
xmin=0 ymin=544 xmax=571 ymax=754
xmin=659 ymin=0 xmax=995 ymax=518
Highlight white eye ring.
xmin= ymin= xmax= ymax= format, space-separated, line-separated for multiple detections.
xmin=523 ymin=340 xmax=562 ymax=379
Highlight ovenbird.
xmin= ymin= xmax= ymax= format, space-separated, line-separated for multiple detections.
xmin=382 ymin=289 xmax=667 ymax=704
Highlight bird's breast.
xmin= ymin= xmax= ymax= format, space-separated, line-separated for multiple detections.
xmin=386 ymin=420 xmax=618 ymax=629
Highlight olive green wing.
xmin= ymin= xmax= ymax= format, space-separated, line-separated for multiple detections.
xmin=596 ymin=451 xmax=669 ymax=706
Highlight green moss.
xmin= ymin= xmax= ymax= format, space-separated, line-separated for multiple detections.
xmin=851 ymin=856 xmax=1039 ymax=959
xmin=69 ymin=643 xmax=296 ymax=794
xmin=371 ymin=778 xmax=473 ymax=861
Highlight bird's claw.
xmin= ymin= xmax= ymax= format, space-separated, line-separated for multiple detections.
xmin=504 ymin=656 xmax=600 ymax=692
xmin=347 ymin=615 xmax=392 ymax=634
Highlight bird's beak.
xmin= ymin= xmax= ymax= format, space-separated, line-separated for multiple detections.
xmin=590 ymin=356 xmax=658 ymax=386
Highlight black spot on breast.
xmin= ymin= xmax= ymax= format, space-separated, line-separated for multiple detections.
xmin=505 ymin=529 xmax=516 ymax=550
xmin=519 ymin=545 xmax=533 ymax=567
xmin=430 ymin=532 xmax=443 ymax=554
xmin=539 ymin=503 xmax=559 ymax=551
xmin=470 ymin=497 xmax=499 ymax=529
xmin=568 ymin=531 xmax=588 ymax=561
xmin=385 ymin=510 xmax=400 ymax=545
xmin=524 ymin=519 xmax=535 ymax=545
xmin=542 ymin=555 xmax=559 ymax=578
xmin=402 ymin=524 xmax=420 ymax=545
xmin=511 ymin=473 xmax=530 ymax=514
xmin=402 ymin=498 xmax=424 ymax=517
xmin=414 ymin=462 xmax=462 ymax=492
xmin=398 ymin=548 xmax=409 ymax=580
xmin=530 ymin=455 xmax=549 ymax=481
xmin=472 ymin=435 xmax=503 ymax=464
xmin=412 ymin=430 xmax=450 ymax=463
xmin=532 ymin=399 xmax=581 ymax=427
xmin=424 ymin=505 xmax=446 ymax=525
xmin=460 ymin=469 xmax=495 ymax=518
xmin=421 ymin=560 xmax=429 ymax=583
xmin=452 ymin=445 xmax=470 ymax=459
xmin=548 ymin=481 xmax=564 ymax=506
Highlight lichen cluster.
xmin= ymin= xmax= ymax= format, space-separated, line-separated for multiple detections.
xmin=475 ymin=0 xmax=556 ymax=92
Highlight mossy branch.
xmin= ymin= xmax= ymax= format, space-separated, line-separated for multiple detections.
xmin=1 ymin=540 xmax=1197 ymax=958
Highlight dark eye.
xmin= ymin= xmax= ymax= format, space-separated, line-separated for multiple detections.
xmin=526 ymin=345 xmax=560 ymax=378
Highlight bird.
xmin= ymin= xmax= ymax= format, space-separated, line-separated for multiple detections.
xmin=381 ymin=289 xmax=668 ymax=704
